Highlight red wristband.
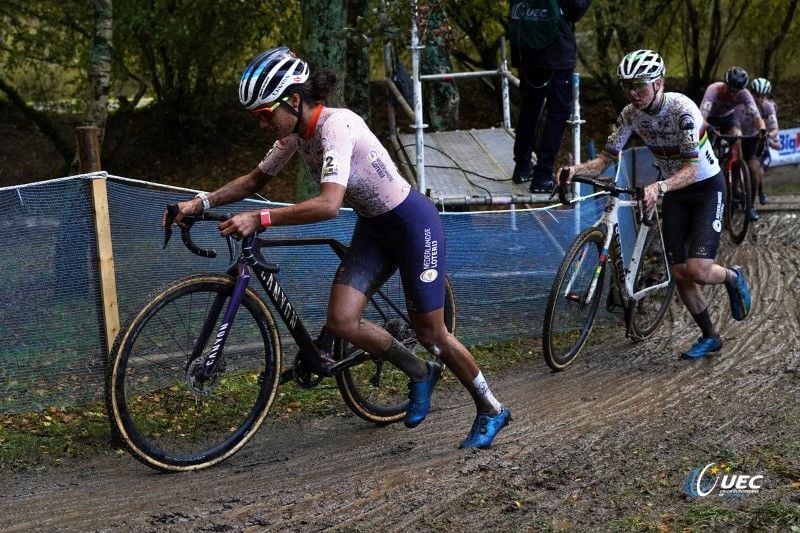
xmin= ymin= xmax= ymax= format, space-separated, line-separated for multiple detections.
xmin=259 ymin=209 xmax=272 ymax=229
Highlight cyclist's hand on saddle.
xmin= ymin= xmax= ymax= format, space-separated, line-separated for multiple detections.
xmin=642 ymin=183 xmax=659 ymax=211
xmin=219 ymin=211 xmax=260 ymax=239
xmin=162 ymin=198 xmax=203 ymax=227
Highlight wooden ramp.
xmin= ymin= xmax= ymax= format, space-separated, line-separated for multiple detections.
xmin=397 ymin=128 xmax=552 ymax=206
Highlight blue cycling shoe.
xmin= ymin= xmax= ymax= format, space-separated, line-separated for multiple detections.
xmin=758 ymin=190 xmax=768 ymax=205
xmin=458 ymin=406 xmax=511 ymax=449
xmin=725 ymin=265 xmax=752 ymax=321
xmin=747 ymin=208 xmax=759 ymax=221
xmin=404 ymin=361 xmax=442 ymax=428
xmin=680 ymin=336 xmax=723 ymax=360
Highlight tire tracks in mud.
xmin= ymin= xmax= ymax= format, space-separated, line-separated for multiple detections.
xmin=2 ymin=212 xmax=799 ymax=532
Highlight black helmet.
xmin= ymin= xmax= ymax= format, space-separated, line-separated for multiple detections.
xmin=724 ymin=66 xmax=749 ymax=91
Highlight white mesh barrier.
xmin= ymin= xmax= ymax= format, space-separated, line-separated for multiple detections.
xmin=0 ymin=149 xmax=656 ymax=413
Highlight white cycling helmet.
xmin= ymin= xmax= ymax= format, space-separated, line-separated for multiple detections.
xmin=239 ymin=47 xmax=310 ymax=110
xmin=750 ymin=77 xmax=772 ymax=96
xmin=617 ymin=49 xmax=666 ymax=82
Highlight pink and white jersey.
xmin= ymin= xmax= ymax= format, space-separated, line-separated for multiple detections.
xmin=258 ymin=106 xmax=410 ymax=217
xmin=604 ymin=92 xmax=720 ymax=182
xmin=736 ymin=98 xmax=778 ymax=135
xmin=699 ymin=81 xmax=760 ymax=121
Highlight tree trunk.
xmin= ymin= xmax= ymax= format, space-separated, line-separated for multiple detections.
xmin=301 ymin=0 xmax=347 ymax=107
xmin=298 ymin=0 xmax=347 ymax=200
xmin=761 ymin=0 xmax=798 ymax=79
xmin=345 ymin=0 xmax=371 ymax=124
xmin=420 ymin=1 xmax=459 ymax=132
xmin=88 ymin=0 xmax=113 ymax=144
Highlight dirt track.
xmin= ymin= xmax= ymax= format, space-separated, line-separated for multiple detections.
xmin=2 ymin=199 xmax=799 ymax=532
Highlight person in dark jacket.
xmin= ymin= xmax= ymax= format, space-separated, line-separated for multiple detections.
xmin=509 ymin=0 xmax=591 ymax=192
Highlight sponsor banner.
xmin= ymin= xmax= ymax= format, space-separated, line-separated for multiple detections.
xmin=768 ymin=127 xmax=800 ymax=166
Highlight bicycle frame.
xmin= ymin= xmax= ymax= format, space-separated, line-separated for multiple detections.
xmin=562 ymin=175 xmax=672 ymax=333
xmin=169 ymin=215 xmax=412 ymax=387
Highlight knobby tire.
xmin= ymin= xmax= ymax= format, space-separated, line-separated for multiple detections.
xmin=105 ymin=274 xmax=281 ymax=472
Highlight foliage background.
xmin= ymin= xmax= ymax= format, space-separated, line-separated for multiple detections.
xmin=1 ymin=0 xmax=799 ymax=190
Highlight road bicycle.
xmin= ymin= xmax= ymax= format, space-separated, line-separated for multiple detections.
xmin=105 ymin=207 xmax=455 ymax=472
xmin=541 ymin=170 xmax=676 ymax=371
xmin=711 ymin=132 xmax=764 ymax=244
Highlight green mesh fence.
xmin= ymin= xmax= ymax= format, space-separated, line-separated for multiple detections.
xmin=0 ymin=148 xmax=654 ymax=413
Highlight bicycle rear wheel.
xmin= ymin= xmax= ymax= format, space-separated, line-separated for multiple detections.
xmin=542 ymin=227 xmax=607 ymax=371
xmin=725 ymin=159 xmax=751 ymax=244
xmin=335 ymin=277 xmax=456 ymax=425
xmin=628 ymin=219 xmax=676 ymax=340
xmin=106 ymin=274 xmax=281 ymax=472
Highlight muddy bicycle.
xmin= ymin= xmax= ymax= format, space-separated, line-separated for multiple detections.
xmin=105 ymin=207 xmax=455 ymax=472
xmin=711 ymin=132 xmax=765 ymax=244
xmin=541 ymin=170 xmax=676 ymax=371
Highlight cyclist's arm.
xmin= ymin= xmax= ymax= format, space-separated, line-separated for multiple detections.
xmin=218 ymin=182 xmax=346 ymax=238
xmin=562 ymin=154 xmax=614 ymax=184
xmin=164 ymin=167 xmax=273 ymax=226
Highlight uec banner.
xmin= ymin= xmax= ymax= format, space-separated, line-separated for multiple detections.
xmin=768 ymin=127 xmax=800 ymax=166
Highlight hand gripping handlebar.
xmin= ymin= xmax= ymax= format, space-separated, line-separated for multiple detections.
xmin=557 ymin=169 xmax=655 ymax=227
xmin=163 ymin=203 xmax=235 ymax=260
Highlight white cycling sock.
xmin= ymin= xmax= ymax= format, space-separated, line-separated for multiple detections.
xmin=469 ymin=371 xmax=502 ymax=414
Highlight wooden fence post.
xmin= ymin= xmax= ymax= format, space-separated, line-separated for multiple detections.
xmin=76 ymin=126 xmax=120 ymax=357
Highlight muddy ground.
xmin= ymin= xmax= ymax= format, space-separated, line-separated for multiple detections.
xmin=2 ymin=191 xmax=800 ymax=531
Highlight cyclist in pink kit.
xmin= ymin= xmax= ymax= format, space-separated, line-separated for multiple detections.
xmin=166 ymin=47 xmax=510 ymax=449
xmin=699 ymin=66 xmax=766 ymax=221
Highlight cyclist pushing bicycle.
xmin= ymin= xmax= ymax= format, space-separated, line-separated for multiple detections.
xmin=700 ymin=66 xmax=767 ymax=221
xmin=558 ymin=50 xmax=752 ymax=360
xmin=164 ymin=47 xmax=510 ymax=448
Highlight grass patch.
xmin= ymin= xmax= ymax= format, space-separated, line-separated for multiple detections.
xmin=0 ymin=338 xmax=537 ymax=471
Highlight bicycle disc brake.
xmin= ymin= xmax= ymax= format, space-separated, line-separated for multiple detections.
xmin=385 ymin=319 xmax=418 ymax=351
xmin=186 ymin=357 xmax=225 ymax=396
xmin=292 ymin=354 xmax=324 ymax=389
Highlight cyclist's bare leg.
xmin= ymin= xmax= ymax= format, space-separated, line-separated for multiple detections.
xmin=671 ymin=258 xmax=728 ymax=314
xmin=410 ymin=310 xmax=502 ymax=415
xmin=326 ymin=283 xmax=428 ymax=380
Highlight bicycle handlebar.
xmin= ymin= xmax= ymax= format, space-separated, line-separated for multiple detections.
xmin=163 ymin=203 xmax=234 ymax=259
xmin=557 ymin=169 xmax=655 ymax=227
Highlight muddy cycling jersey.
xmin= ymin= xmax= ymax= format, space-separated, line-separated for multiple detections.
xmin=738 ymin=98 xmax=779 ymax=134
xmin=604 ymin=92 xmax=720 ymax=181
xmin=699 ymin=82 xmax=760 ymax=122
xmin=258 ymin=106 xmax=410 ymax=217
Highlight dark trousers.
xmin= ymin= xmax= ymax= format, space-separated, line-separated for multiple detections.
xmin=513 ymin=67 xmax=573 ymax=180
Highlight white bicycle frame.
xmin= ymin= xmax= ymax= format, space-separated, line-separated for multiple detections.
xmin=564 ymin=182 xmax=672 ymax=309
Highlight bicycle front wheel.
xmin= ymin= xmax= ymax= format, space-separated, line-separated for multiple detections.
xmin=106 ymin=274 xmax=281 ymax=472
xmin=542 ymin=228 xmax=606 ymax=371
xmin=335 ymin=277 xmax=456 ymax=425
xmin=629 ymin=219 xmax=676 ymax=340
xmin=725 ymin=159 xmax=751 ymax=244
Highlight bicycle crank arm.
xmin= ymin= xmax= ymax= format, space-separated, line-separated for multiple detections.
xmin=325 ymin=349 xmax=372 ymax=375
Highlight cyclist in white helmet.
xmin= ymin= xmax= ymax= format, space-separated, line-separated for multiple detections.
xmin=165 ymin=46 xmax=510 ymax=449
xmin=559 ymin=49 xmax=752 ymax=360
xmin=748 ymin=77 xmax=780 ymax=204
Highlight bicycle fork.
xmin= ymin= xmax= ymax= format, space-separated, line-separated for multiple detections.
xmin=564 ymin=240 xmax=608 ymax=306
xmin=189 ymin=261 xmax=251 ymax=385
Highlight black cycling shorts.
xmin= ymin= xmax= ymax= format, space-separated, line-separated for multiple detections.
xmin=661 ymin=172 xmax=725 ymax=265
xmin=334 ymin=189 xmax=446 ymax=314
